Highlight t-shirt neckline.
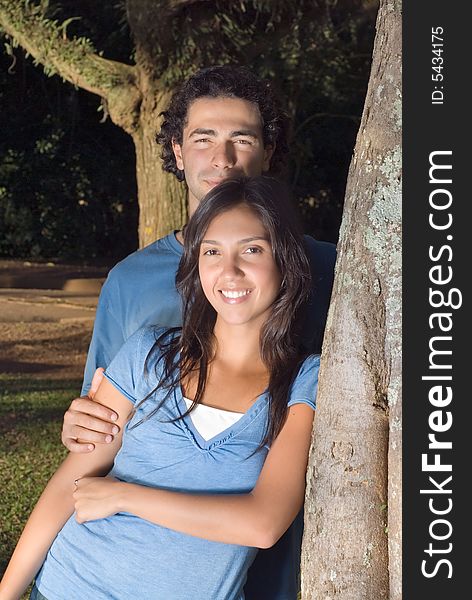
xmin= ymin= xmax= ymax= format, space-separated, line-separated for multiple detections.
xmin=174 ymin=384 xmax=269 ymax=451
xmin=162 ymin=230 xmax=184 ymax=256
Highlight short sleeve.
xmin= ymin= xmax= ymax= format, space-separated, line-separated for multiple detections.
xmin=287 ymin=354 xmax=320 ymax=411
xmin=81 ymin=276 xmax=125 ymax=396
xmin=104 ymin=326 xmax=166 ymax=405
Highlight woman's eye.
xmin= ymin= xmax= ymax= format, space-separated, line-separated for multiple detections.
xmin=203 ymin=248 xmax=219 ymax=256
xmin=244 ymin=246 xmax=262 ymax=254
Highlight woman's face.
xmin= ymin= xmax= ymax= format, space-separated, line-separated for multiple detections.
xmin=198 ymin=204 xmax=282 ymax=329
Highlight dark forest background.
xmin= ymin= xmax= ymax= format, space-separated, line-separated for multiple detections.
xmin=0 ymin=0 xmax=378 ymax=264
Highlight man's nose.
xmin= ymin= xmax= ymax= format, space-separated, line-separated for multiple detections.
xmin=212 ymin=142 xmax=236 ymax=169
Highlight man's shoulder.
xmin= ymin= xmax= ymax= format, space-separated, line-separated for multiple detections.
xmin=302 ymin=234 xmax=337 ymax=272
xmin=302 ymin=234 xmax=336 ymax=257
xmin=107 ymin=232 xmax=183 ymax=281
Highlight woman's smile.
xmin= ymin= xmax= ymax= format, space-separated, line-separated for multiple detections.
xmin=219 ymin=288 xmax=253 ymax=303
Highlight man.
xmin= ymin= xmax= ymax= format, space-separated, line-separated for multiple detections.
xmin=61 ymin=65 xmax=336 ymax=599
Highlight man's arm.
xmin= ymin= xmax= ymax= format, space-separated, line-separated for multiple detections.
xmin=81 ymin=278 xmax=125 ymax=396
xmin=61 ymin=368 xmax=120 ymax=453
xmin=0 ymin=379 xmax=131 ymax=600
xmin=62 ymin=277 xmax=125 ymax=453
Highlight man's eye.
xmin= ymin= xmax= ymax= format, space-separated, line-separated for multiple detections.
xmin=195 ymin=138 xmax=210 ymax=143
xmin=235 ymin=139 xmax=252 ymax=145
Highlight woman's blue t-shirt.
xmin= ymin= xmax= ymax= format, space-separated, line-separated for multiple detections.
xmin=36 ymin=326 xmax=319 ymax=600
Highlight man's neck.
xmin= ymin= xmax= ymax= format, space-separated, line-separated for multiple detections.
xmin=175 ymin=192 xmax=194 ymax=245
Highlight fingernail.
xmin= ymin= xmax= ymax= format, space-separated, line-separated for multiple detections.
xmin=111 ymin=413 xmax=118 ymax=421
xmin=87 ymin=445 xmax=94 ymax=451
xmin=105 ymin=435 xmax=113 ymax=443
xmin=112 ymin=426 xmax=119 ymax=434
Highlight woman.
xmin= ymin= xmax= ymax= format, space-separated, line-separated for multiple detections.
xmin=0 ymin=176 xmax=320 ymax=600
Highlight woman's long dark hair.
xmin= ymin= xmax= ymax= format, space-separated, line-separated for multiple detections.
xmin=137 ymin=176 xmax=312 ymax=446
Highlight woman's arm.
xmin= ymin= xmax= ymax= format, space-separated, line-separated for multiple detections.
xmin=74 ymin=403 xmax=315 ymax=549
xmin=0 ymin=379 xmax=132 ymax=600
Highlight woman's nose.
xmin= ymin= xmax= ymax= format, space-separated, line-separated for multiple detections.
xmin=220 ymin=256 xmax=243 ymax=278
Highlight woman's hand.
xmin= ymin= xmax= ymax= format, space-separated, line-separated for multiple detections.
xmin=73 ymin=476 xmax=124 ymax=523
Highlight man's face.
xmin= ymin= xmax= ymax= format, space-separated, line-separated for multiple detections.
xmin=172 ymin=97 xmax=274 ymax=215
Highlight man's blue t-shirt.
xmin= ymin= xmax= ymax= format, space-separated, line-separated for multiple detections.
xmin=37 ymin=327 xmax=320 ymax=600
xmin=80 ymin=231 xmax=336 ymax=600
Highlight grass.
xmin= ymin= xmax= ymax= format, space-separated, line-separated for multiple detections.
xmin=0 ymin=376 xmax=81 ymax=596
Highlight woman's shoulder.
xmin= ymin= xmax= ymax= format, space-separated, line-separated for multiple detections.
xmin=287 ymin=354 xmax=320 ymax=410
xmin=129 ymin=325 xmax=180 ymax=350
xmin=110 ymin=326 xmax=180 ymax=375
xmin=298 ymin=353 xmax=320 ymax=376
xmin=130 ymin=326 xmax=181 ymax=366
xmin=108 ymin=326 xmax=180 ymax=396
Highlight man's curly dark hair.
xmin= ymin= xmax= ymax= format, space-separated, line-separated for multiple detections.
xmin=157 ymin=65 xmax=290 ymax=182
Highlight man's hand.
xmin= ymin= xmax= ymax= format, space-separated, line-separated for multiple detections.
xmin=62 ymin=368 xmax=120 ymax=453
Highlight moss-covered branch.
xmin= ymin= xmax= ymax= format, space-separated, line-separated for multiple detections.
xmin=0 ymin=0 xmax=141 ymax=132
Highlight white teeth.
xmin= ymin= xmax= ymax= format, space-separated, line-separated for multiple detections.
xmin=221 ymin=289 xmax=251 ymax=299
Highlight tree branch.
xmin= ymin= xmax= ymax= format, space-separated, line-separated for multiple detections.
xmin=125 ymin=0 xmax=212 ymax=74
xmin=0 ymin=1 xmax=141 ymax=132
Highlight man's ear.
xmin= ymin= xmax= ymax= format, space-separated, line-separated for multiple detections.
xmin=262 ymin=144 xmax=276 ymax=172
xmin=172 ymin=139 xmax=184 ymax=171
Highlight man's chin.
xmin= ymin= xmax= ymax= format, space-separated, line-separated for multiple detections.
xmin=204 ymin=179 xmax=228 ymax=189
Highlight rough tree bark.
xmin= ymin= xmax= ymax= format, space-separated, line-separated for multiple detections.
xmin=0 ymin=0 xmax=191 ymax=247
xmin=301 ymin=0 xmax=401 ymax=598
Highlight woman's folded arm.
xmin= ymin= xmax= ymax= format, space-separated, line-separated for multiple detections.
xmin=74 ymin=402 xmax=315 ymax=548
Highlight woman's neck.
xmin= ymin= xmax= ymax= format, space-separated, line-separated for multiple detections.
xmin=212 ymin=319 xmax=264 ymax=372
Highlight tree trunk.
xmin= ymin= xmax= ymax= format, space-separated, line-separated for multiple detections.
xmin=132 ymin=87 xmax=187 ymax=247
xmin=301 ymin=0 xmax=401 ymax=598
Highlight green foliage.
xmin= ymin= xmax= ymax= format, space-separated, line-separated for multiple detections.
xmin=0 ymin=48 xmax=137 ymax=261
xmin=0 ymin=0 xmax=96 ymax=80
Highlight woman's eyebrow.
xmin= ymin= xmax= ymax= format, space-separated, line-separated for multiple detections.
xmin=238 ymin=236 xmax=269 ymax=243
xmin=201 ymin=236 xmax=268 ymax=245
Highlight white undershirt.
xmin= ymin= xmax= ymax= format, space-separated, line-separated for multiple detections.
xmin=183 ymin=397 xmax=244 ymax=441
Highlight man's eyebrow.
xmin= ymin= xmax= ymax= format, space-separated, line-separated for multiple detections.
xmin=188 ymin=128 xmax=259 ymax=139
xmin=188 ymin=128 xmax=216 ymax=138
xmin=230 ymin=130 xmax=258 ymax=139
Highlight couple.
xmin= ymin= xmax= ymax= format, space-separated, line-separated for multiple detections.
xmin=0 ymin=66 xmax=336 ymax=600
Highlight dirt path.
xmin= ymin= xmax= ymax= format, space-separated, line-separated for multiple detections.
xmin=0 ymin=260 xmax=110 ymax=381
